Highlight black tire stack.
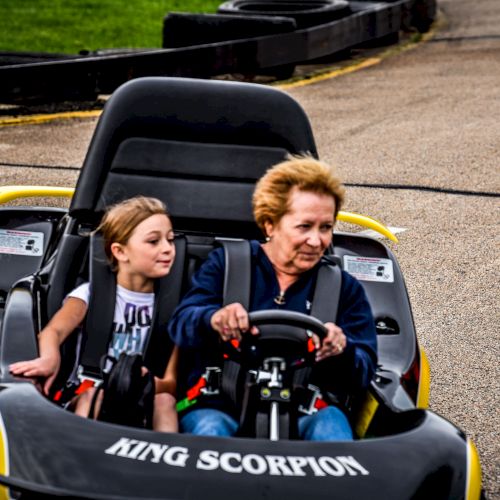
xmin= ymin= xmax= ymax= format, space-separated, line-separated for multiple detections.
xmin=217 ymin=0 xmax=352 ymax=29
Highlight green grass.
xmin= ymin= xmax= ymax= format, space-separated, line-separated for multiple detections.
xmin=0 ymin=0 xmax=221 ymax=54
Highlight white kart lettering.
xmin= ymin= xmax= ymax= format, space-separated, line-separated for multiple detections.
xmin=317 ymin=457 xmax=345 ymax=476
xmin=163 ymin=447 xmax=190 ymax=467
xmin=195 ymin=450 xmax=370 ymax=476
xmin=306 ymin=456 xmax=326 ymax=476
xmin=220 ymin=452 xmax=243 ymax=473
xmin=241 ymin=454 xmax=267 ymax=475
xmin=196 ymin=450 xmax=219 ymax=470
xmin=105 ymin=438 xmax=189 ymax=467
xmin=337 ymin=456 xmax=370 ymax=476
xmin=286 ymin=456 xmax=308 ymax=476
xmin=105 ymin=437 xmax=143 ymax=457
xmin=105 ymin=439 xmax=370 ymax=477
xmin=137 ymin=443 xmax=168 ymax=463
xmin=127 ymin=441 xmax=150 ymax=459
xmin=266 ymin=455 xmax=295 ymax=476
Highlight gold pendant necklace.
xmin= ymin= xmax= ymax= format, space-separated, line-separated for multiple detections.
xmin=274 ymin=290 xmax=286 ymax=305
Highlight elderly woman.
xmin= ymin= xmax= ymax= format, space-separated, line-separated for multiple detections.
xmin=169 ymin=155 xmax=377 ymax=440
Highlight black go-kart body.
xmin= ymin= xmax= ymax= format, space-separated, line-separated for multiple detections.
xmin=0 ymin=77 xmax=481 ymax=499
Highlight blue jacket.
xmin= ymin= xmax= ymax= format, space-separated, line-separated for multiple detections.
xmin=169 ymin=240 xmax=377 ymax=407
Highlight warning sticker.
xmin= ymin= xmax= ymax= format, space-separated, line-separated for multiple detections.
xmin=343 ymin=255 xmax=394 ymax=283
xmin=0 ymin=229 xmax=44 ymax=257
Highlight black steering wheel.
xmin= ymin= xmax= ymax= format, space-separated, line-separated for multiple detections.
xmin=248 ymin=310 xmax=327 ymax=339
xmin=233 ymin=310 xmax=328 ymax=369
xmin=234 ymin=311 xmax=328 ymax=440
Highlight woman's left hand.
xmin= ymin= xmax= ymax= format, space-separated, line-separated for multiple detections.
xmin=315 ymin=322 xmax=347 ymax=362
xmin=210 ymin=302 xmax=259 ymax=342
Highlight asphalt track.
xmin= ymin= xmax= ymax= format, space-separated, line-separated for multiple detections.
xmin=0 ymin=0 xmax=499 ymax=496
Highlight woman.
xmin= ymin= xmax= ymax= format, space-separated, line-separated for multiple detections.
xmin=169 ymin=155 xmax=377 ymax=440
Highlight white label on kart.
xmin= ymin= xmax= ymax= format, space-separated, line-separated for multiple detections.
xmin=343 ymin=255 xmax=394 ymax=283
xmin=0 ymin=229 xmax=44 ymax=256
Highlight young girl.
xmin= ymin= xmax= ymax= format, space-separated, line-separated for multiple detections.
xmin=9 ymin=196 xmax=179 ymax=432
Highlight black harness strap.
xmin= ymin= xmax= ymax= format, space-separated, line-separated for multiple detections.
xmin=80 ymin=233 xmax=116 ymax=379
xmin=310 ymin=257 xmax=343 ymax=324
xmin=220 ymin=239 xmax=251 ymax=309
xmin=218 ymin=239 xmax=251 ymax=409
xmin=144 ymin=235 xmax=186 ymax=377
xmin=291 ymin=261 xmax=342 ymax=401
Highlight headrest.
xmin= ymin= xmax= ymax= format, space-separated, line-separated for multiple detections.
xmin=70 ymin=77 xmax=317 ymax=236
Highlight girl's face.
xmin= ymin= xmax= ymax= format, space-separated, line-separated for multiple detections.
xmin=264 ymin=188 xmax=335 ymax=275
xmin=112 ymin=214 xmax=175 ymax=279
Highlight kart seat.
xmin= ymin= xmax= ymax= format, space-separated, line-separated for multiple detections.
xmin=3 ymin=77 xmax=319 ymax=389
xmin=69 ymin=77 xmax=317 ymax=237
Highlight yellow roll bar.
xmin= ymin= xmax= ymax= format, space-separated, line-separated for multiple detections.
xmin=337 ymin=211 xmax=398 ymax=243
xmin=0 ymin=186 xmax=398 ymax=242
xmin=0 ymin=185 xmax=75 ymax=205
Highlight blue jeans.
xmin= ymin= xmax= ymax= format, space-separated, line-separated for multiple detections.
xmin=180 ymin=408 xmax=239 ymax=437
xmin=180 ymin=406 xmax=353 ymax=441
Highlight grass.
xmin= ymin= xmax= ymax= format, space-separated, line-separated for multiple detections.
xmin=0 ymin=0 xmax=221 ymax=54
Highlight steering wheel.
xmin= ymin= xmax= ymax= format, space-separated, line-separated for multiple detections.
xmin=234 ymin=311 xmax=328 ymax=440
xmin=249 ymin=310 xmax=327 ymax=339
xmin=233 ymin=310 xmax=328 ymax=369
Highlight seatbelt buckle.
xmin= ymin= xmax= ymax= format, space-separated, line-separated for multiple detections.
xmin=53 ymin=366 xmax=103 ymax=404
xmin=200 ymin=367 xmax=221 ymax=396
xmin=77 ymin=365 xmax=104 ymax=390
xmin=298 ymin=384 xmax=326 ymax=415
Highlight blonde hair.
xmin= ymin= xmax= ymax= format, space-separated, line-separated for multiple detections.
xmin=252 ymin=155 xmax=345 ymax=234
xmin=96 ymin=196 xmax=169 ymax=269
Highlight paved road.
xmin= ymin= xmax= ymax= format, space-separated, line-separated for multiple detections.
xmin=0 ymin=0 xmax=499 ymax=496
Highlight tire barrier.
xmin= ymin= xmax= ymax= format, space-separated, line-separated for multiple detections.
xmin=0 ymin=0 xmax=436 ymax=103
xmin=163 ymin=13 xmax=297 ymax=48
xmin=217 ymin=0 xmax=352 ymax=29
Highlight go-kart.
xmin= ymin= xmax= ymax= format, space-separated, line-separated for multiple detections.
xmin=0 ymin=77 xmax=482 ymax=499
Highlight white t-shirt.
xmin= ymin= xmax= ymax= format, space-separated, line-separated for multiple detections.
xmin=68 ymin=283 xmax=155 ymax=365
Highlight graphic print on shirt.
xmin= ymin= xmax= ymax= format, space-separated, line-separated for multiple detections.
xmin=110 ymin=302 xmax=152 ymax=360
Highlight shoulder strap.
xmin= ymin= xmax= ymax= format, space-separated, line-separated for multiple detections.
xmin=217 ymin=239 xmax=251 ymax=410
xmin=81 ymin=234 xmax=186 ymax=379
xmin=310 ymin=258 xmax=342 ymax=324
xmin=143 ymin=236 xmax=186 ymax=377
xmin=219 ymin=239 xmax=251 ymax=310
xmin=80 ymin=232 xmax=116 ymax=378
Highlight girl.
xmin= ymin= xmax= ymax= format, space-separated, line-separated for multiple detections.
xmin=9 ymin=196 xmax=179 ymax=432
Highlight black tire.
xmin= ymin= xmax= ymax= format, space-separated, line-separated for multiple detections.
xmin=411 ymin=0 xmax=437 ymax=33
xmin=218 ymin=0 xmax=352 ymax=29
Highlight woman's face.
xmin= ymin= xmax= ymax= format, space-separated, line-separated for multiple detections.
xmin=264 ymin=188 xmax=335 ymax=275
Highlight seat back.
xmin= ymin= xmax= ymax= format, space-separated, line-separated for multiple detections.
xmin=70 ymin=77 xmax=317 ymax=238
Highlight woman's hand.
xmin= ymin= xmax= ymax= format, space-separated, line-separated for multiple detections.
xmin=9 ymin=354 xmax=61 ymax=395
xmin=210 ymin=302 xmax=258 ymax=342
xmin=315 ymin=322 xmax=347 ymax=362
